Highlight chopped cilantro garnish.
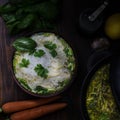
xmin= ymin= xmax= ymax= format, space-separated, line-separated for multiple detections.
xmin=34 ymin=49 xmax=45 ymax=57
xmin=19 ymin=58 xmax=30 ymax=67
xmin=19 ymin=78 xmax=31 ymax=90
xmin=44 ymin=41 xmax=57 ymax=57
xmin=63 ymin=47 xmax=73 ymax=57
xmin=44 ymin=41 xmax=57 ymax=50
xmin=35 ymin=86 xmax=48 ymax=94
xmin=34 ymin=64 xmax=48 ymax=78
xmin=50 ymin=49 xmax=57 ymax=57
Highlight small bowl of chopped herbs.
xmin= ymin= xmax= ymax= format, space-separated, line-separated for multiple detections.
xmin=12 ymin=32 xmax=77 ymax=97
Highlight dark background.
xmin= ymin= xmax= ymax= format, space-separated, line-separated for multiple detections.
xmin=0 ymin=0 xmax=120 ymax=120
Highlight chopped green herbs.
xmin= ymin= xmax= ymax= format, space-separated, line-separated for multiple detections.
xmin=18 ymin=78 xmax=31 ymax=90
xmin=86 ymin=65 xmax=120 ymax=120
xmin=34 ymin=64 xmax=48 ymax=78
xmin=67 ymin=62 xmax=75 ymax=71
xmin=58 ymin=79 xmax=68 ymax=87
xmin=35 ymin=86 xmax=48 ymax=94
xmin=50 ymin=49 xmax=57 ymax=57
xmin=44 ymin=41 xmax=57 ymax=57
xmin=34 ymin=49 xmax=45 ymax=57
xmin=19 ymin=58 xmax=30 ymax=67
xmin=64 ymin=47 xmax=73 ymax=57
xmin=44 ymin=41 xmax=57 ymax=50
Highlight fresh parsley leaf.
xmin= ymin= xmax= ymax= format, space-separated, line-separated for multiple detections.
xmin=34 ymin=49 xmax=45 ymax=57
xmin=44 ymin=41 xmax=57 ymax=57
xmin=19 ymin=58 xmax=30 ymax=67
xmin=63 ymin=47 xmax=73 ymax=57
xmin=34 ymin=64 xmax=48 ymax=78
xmin=29 ymin=49 xmax=36 ymax=55
xmin=19 ymin=78 xmax=31 ymax=90
xmin=44 ymin=41 xmax=57 ymax=50
xmin=35 ymin=86 xmax=48 ymax=94
xmin=50 ymin=49 xmax=57 ymax=57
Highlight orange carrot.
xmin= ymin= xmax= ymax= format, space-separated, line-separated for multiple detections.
xmin=10 ymin=102 xmax=67 ymax=120
xmin=1 ymin=96 xmax=61 ymax=114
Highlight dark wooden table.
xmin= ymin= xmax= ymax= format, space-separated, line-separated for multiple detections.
xmin=0 ymin=0 xmax=120 ymax=120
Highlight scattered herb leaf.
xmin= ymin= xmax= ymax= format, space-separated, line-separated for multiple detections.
xmin=44 ymin=41 xmax=57 ymax=57
xmin=44 ymin=41 xmax=57 ymax=50
xmin=34 ymin=49 xmax=45 ymax=57
xmin=19 ymin=58 xmax=30 ymax=67
xmin=50 ymin=49 xmax=57 ymax=57
xmin=34 ymin=64 xmax=48 ymax=78
xmin=35 ymin=86 xmax=48 ymax=94
xmin=64 ymin=47 xmax=73 ymax=57
xmin=18 ymin=78 xmax=31 ymax=90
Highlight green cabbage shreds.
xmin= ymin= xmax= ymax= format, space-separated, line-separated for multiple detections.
xmin=12 ymin=37 xmax=37 ymax=52
xmin=34 ymin=64 xmax=48 ymax=78
xmin=19 ymin=58 xmax=30 ymax=67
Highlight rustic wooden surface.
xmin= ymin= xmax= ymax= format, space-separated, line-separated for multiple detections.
xmin=0 ymin=0 xmax=120 ymax=120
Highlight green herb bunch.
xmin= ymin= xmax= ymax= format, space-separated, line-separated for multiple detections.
xmin=0 ymin=0 xmax=60 ymax=34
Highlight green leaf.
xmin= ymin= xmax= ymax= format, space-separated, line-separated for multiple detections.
xmin=7 ymin=21 xmax=20 ymax=34
xmin=2 ymin=14 xmax=16 ymax=24
xmin=0 ymin=0 xmax=60 ymax=35
xmin=18 ymin=78 xmax=31 ymax=90
xmin=58 ymin=79 xmax=69 ymax=87
xmin=17 ymin=14 xmax=35 ymax=29
xmin=50 ymin=49 xmax=57 ymax=57
xmin=44 ymin=41 xmax=57 ymax=57
xmin=64 ymin=47 xmax=73 ymax=57
xmin=34 ymin=49 xmax=45 ymax=57
xmin=98 ymin=113 xmax=109 ymax=120
xmin=19 ymin=58 xmax=30 ymax=67
xmin=0 ymin=4 xmax=16 ymax=14
xmin=44 ymin=41 xmax=57 ymax=50
xmin=34 ymin=64 xmax=48 ymax=78
xmin=37 ymin=1 xmax=58 ymax=20
xmin=35 ymin=86 xmax=48 ymax=94
xmin=12 ymin=37 xmax=37 ymax=52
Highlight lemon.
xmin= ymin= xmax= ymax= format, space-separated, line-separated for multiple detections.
xmin=105 ymin=13 xmax=120 ymax=40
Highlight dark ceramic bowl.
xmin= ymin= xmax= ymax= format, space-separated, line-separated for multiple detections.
xmin=11 ymin=32 xmax=77 ymax=98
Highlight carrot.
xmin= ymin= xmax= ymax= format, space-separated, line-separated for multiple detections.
xmin=10 ymin=102 xmax=67 ymax=120
xmin=1 ymin=96 xmax=61 ymax=114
